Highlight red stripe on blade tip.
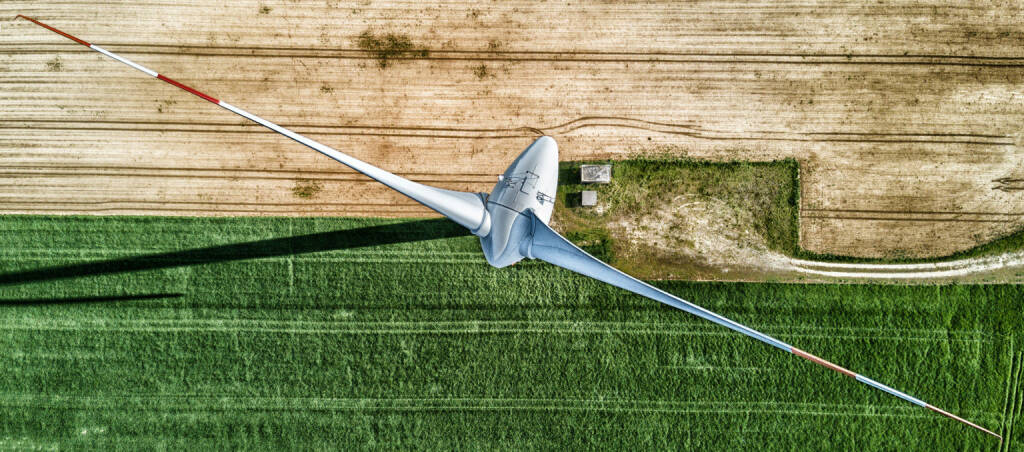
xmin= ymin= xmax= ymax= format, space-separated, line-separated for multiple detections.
xmin=927 ymin=405 xmax=1002 ymax=439
xmin=792 ymin=348 xmax=856 ymax=378
xmin=16 ymin=15 xmax=91 ymax=47
xmin=156 ymin=74 xmax=219 ymax=104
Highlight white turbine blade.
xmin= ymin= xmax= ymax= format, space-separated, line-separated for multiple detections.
xmin=521 ymin=210 xmax=1000 ymax=439
xmin=17 ymin=15 xmax=490 ymax=235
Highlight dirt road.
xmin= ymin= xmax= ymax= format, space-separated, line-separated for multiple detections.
xmin=2 ymin=1 xmax=1023 ymax=259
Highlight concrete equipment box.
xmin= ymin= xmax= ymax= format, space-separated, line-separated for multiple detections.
xmin=580 ymin=164 xmax=611 ymax=183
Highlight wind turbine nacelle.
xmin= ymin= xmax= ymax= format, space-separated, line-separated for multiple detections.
xmin=479 ymin=136 xmax=559 ymax=268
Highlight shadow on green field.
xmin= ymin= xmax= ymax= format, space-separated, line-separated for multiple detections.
xmin=0 ymin=293 xmax=183 ymax=306
xmin=0 ymin=218 xmax=468 ymax=286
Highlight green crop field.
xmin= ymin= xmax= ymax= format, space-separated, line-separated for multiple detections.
xmin=0 ymin=215 xmax=1020 ymax=450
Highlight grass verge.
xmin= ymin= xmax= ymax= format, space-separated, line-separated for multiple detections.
xmin=553 ymin=158 xmax=799 ymax=277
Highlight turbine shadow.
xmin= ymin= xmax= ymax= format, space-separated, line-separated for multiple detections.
xmin=0 ymin=218 xmax=471 ymax=286
xmin=0 ymin=293 xmax=184 ymax=306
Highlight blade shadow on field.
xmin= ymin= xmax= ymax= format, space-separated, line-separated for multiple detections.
xmin=0 ymin=293 xmax=184 ymax=306
xmin=0 ymin=218 xmax=471 ymax=286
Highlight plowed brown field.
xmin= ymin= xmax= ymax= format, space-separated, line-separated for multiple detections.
xmin=3 ymin=1 xmax=1023 ymax=258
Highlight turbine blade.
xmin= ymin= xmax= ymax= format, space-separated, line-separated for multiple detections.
xmin=521 ymin=210 xmax=1000 ymax=439
xmin=16 ymin=15 xmax=489 ymax=235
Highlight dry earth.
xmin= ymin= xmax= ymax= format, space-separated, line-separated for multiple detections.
xmin=606 ymin=194 xmax=792 ymax=279
xmin=2 ymin=1 xmax=1024 ymax=260
xmin=600 ymin=194 xmax=1024 ymax=283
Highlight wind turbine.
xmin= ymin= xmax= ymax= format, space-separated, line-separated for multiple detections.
xmin=15 ymin=15 xmax=1000 ymax=440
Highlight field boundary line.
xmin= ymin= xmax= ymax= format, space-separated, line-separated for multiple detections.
xmin=0 ymin=318 xmax=991 ymax=343
xmin=0 ymin=393 xmax=1000 ymax=421
xmin=1000 ymin=338 xmax=1021 ymax=452
xmin=0 ymin=318 xmax=981 ymax=337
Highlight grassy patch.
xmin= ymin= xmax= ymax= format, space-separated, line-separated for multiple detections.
xmin=155 ymin=99 xmax=176 ymax=114
xmin=356 ymin=30 xmax=429 ymax=69
xmin=45 ymin=56 xmax=63 ymax=72
xmin=553 ymin=157 xmax=799 ymax=274
xmin=0 ymin=214 xmax=1017 ymax=449
xmin=291 ymin=179 xmax=323 ymax=199
xmin=472 ymin=64 xmax=490 ymax=79
xmin=563 ymin=228 xmax=614 ymax=262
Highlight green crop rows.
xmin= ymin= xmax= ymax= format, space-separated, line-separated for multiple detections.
xmin=0 ymin=215 xmax=1020 ymax=450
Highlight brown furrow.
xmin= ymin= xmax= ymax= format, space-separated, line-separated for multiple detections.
xmin=2 ymin=125 xmax=1012 ymax=146
xmin=7 ymin=46 xmax=1024 ymax=67
xmin=11 ymin=43 xmax=1024 ymax=60
xmin=10 ymin=42 xmax=1024 ymax=61
xmin=2 ymin=117 xmax=1009 ymax=141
